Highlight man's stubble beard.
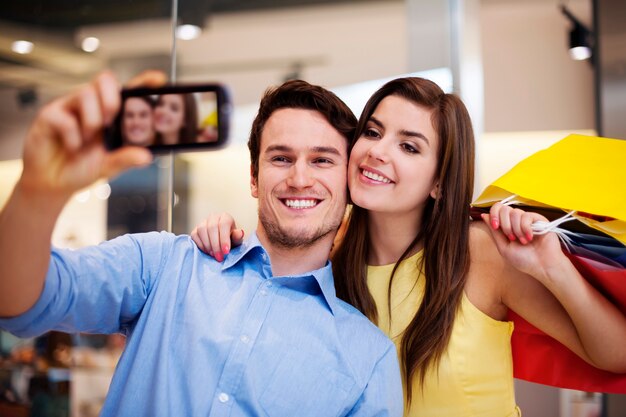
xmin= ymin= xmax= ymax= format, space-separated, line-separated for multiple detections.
xmin=258 ymin=208 xmax=342 ymax=249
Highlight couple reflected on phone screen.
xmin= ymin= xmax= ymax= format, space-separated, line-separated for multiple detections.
xmin=120 ymin=93 xmax=199 ymax=146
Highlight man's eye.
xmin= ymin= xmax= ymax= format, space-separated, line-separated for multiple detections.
xmin=271 ymin=156 xmax=290 ymax=163
xmin=314 ymin=158 xmax=333 ymax=165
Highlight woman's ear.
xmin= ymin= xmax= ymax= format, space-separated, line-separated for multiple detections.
xmin=430 ymin=182 xmax=439 ymax=199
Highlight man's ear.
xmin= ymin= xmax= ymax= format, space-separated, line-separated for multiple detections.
xmin=250 ymin=165 xmax=258 ymax=199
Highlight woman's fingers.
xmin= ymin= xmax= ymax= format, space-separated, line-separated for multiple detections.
xmin=232 ymin=228 xmax=245 ymax=247
xmin=488 ymin=203 xmax=551 ymax=245
xmin=191 ymin=213 xmax=241 ymax=261
xmin=206 ymin=215 xmax=225 ymax=261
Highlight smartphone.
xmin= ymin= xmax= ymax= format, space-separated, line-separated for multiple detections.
xmin=105 ymin=83 xmax=231 ymax=152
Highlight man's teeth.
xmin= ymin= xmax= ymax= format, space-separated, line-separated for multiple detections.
xmin=285 ymin=199 xmax=318 ymax=209
xmin=362 ymin=170 xmax=391 ymax=183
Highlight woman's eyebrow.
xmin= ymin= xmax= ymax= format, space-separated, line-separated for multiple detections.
xmin=370 ymin=115 xmax=430 ymax=145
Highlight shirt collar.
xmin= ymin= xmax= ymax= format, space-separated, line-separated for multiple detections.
xmin=221 ymin=232 xmax=339 ymax=315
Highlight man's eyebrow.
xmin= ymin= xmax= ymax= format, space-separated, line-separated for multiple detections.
xmin=312 ymin=146 xmax=342 ymax=156
xmin=265 ymin=144 xmax=292 ymax=153
xmin=369 ymin=116 xmax=431 ymax=146
xmin=265 ymin=144 xmax=343 ymax=156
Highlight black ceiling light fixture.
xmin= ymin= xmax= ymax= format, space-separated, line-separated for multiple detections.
xmin=176 ymin=0 xmax=212 ymax=40
xmin=560 ymin=4 xmax=593 ymax=61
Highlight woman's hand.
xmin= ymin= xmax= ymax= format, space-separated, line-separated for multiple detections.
xmin=483 ymin=202 xmax=626 ymax=372
xmin=480 ymin=202 xmax=567 ymax=283
xmin=191 ymin=212 xmax=245 ymax=261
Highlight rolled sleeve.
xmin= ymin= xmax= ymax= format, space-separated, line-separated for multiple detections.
xmin=0 ymin=232 xmax=173 ymax=337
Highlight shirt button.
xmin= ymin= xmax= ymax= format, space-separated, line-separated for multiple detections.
xmin=218 ymin=392 xmax=229 ymax=403
xmin=259 ymin=289 xmax=268 ymax=296
xmin=240 ymin=335 xmax=250 ymax=344
xmin=261 ymin=253 xmax=268 ymax=262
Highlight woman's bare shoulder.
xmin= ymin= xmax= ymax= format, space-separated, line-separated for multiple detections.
xmin=466 ymin=221 xmax=508 ymax=320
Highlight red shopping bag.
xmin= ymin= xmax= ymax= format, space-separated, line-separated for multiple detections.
xmin=509 ymin=251 xmax=626 ymax=393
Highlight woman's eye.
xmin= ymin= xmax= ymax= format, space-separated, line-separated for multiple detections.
xmin=401 ymin=143 xmax=418 ymax=154
xmin=363 ymin=128 xmax=381 ymax=139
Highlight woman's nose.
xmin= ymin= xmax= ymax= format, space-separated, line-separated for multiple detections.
xmin=367 ymin=139 xmax=390 ymax=163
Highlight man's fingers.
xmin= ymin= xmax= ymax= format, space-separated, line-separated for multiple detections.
xmin=101 ymin=147 xmax=152 ymax=179
xmin=77 ymin=85 xmax=104 ymax=143
xmin=95 ymin=71 xmax=122 ymax=125
xmin=125 ymin=70 xmax=168 ymax=89
xmin=37 ymin=104 xmax=83 ymax=152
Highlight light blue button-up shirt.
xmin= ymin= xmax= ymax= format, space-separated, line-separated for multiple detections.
xmin=0 ymin=232 xmax=403 ymax=416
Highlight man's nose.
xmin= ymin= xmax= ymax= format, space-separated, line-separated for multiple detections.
xmin=286 ymin=160 xmax=314 ymax=188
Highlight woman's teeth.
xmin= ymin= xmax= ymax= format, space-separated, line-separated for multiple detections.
xmin=362 ymin=170 xmax=391 ymax=183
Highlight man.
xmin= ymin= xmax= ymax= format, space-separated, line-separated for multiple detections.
xmin=0 ymin=72 xmax=402 ymax=416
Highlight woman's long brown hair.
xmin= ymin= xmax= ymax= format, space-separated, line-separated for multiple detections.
xmin=333 ymin=77 xmax=475 ymax=404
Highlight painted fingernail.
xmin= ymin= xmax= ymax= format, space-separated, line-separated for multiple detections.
xmin=508 ymin=234 xmax=516 ymax=241
xmin=223 ymin=245 xmax=230 ymax=255
xmin=491 ymin=219 xmax=499 ymax=229
xmin=208 ymin=250 xmax=214 ymax=257
xmin=526 ymin=232 xmax=533 ymax=241
xmin=519 ymin=237 xmax=528 ymax=245
xmin=215 ymin=252 xmax=223 ymax=262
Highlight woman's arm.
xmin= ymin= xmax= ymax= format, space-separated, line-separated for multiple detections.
xmin=481 ymin=203 xmax=626 ymax=372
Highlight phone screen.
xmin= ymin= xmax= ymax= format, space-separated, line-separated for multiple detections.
xmin=106 ymin=84 xmax=231 ymax=152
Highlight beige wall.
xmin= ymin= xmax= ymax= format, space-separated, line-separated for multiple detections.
xmin=481 ymin=0 xmax=594 ymax=132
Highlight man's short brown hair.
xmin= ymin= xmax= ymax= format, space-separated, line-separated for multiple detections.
xmin=248 ymin=80 xmax=357 ymax=179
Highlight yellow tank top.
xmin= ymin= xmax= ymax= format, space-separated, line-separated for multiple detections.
xmin=367 ymin=251 xmax=521 ymax=417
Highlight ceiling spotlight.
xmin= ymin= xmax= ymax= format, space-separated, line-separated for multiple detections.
xmin=81 ymin=36 xmax=100 ymax=53
xmin=561 ymin=5 xmax=593 ymax=61
xmin=176 ymin=24 xmax=202 ymax=40
xmin=12 ymin=40 xmax=34 ymax=55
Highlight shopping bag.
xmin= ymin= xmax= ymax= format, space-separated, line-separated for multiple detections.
xmin=508 ymin=250 xmax=626 ymax=393
xmin=471 ymin=134 xmax=626 ymax=393
xmin=472 ymin=134 xmax=626 ymax=244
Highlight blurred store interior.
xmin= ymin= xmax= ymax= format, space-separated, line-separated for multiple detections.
xmin=0 ymin=0 xmax=625 ymax=416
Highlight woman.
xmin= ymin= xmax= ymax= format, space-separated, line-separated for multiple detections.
xmin=121 ymin=96 xmax=156 ymax=146
xmin=154 ymin=93 xmax=198 ymax=145
xmin=191 ymin=77 xmax=626 ymax=416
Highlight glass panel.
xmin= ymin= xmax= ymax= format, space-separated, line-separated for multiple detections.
xmin=171 ymin=0 xmax=410 ymax=234
xmin=1 ymin=2 xmax=410 ymax=415
xmin=0 ymin=2 xmax=177 ymax=416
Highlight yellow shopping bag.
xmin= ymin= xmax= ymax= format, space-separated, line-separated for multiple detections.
xmin=472 ymin=134 xmax=626 ymax=244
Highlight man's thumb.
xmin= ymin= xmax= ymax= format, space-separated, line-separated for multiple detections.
xmin=102 ymin=147 xmax=153 ymax=179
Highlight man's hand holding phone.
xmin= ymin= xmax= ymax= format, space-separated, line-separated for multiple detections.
xmin=20 ymin=71 xmax=168 ymax=203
